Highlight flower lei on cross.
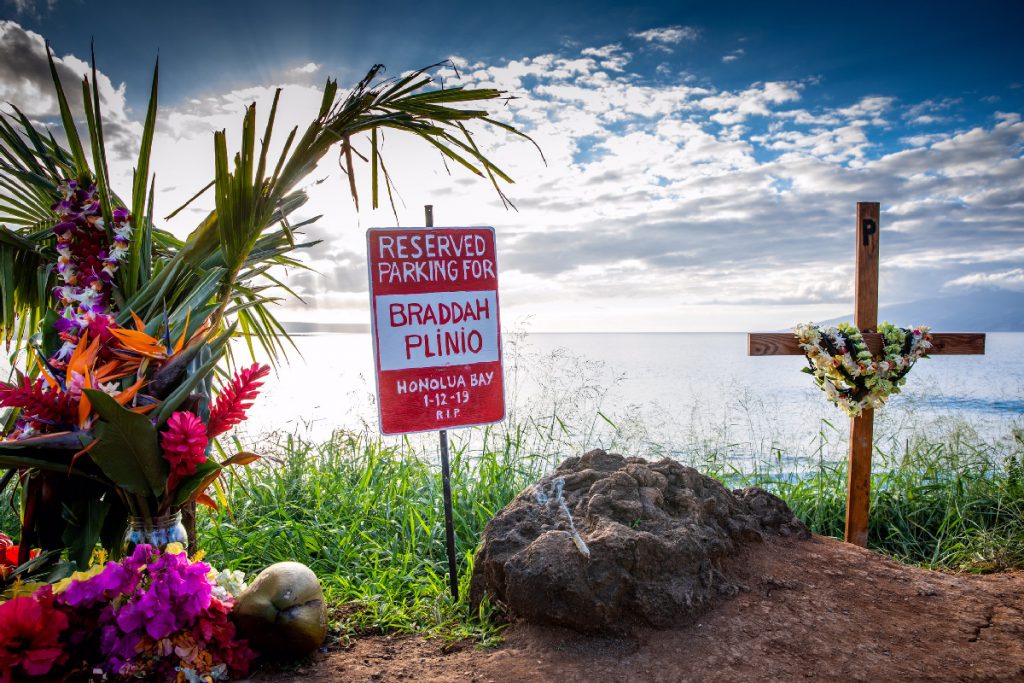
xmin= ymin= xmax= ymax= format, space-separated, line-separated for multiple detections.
xmin=794 ymin=321 xmax=932 ymax=417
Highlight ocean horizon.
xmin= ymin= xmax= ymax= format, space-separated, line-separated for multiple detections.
xmin=238 ymin=331 xmax=1024 ymax=464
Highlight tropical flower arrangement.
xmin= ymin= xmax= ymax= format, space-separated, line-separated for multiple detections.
xmin=0 ymin=543 xmax=254 ymax=682
xmin=0 ymin=44 xmax=526 ymax=572
xmin=794 ymin=321 xmax=932 ymax=417
xmin=0 ymin=173 xmax=273 ymax=564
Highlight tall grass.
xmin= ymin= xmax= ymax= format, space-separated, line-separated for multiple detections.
xmin=2 ymin=385 xmax=1021 ymax=638
xmin=199 ymin=427 xmax=554 ymax=640
xmin=193 ymin=418 xmax=1024 ymax=640
xmin=730 ymin=423 xmax=1024 ymax=570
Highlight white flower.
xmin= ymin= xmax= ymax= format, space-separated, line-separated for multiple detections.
xmin=55 ymin=340 xmax=78 ymax=360
xmin=210 ymin=567 xmax=248 ymax=598
xmin=73 ymin=287 xmax=101 ymax=308
xmin=822 ymin=379 xmax=839 ymax=400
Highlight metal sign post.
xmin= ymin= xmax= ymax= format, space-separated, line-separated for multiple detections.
xmin=427 ymin=204 xmax=461 ymax=601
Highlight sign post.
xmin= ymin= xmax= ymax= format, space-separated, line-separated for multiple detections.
xmin=747 ymin=202 xmax=986 ymax=546
xmin=367 ymin=206 xmax=505 ymax=599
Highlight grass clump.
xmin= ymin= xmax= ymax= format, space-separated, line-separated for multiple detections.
xmin=195 ymin=419 xmax=1024 ymax=643
xmin=724 ymin=423 xmax=1024 ymax=571
xmin=198 ymin=428 xmax=552 ymax=643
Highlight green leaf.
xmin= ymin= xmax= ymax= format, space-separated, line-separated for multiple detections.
xmin=100 ymin=501 xmax=129 ymax=560
xmin=221 ymin=451 xmax=260 ymax=467
xmin=40 ymin=308 xmax=60 ymax=358
xmin=126 ymin=58 xmax=160 ymax=296
xmin=171 ymin=460 xmax=221 ymax=507
xmin=45 ymin=44 xmax=89 ymax=175
xmin=152 ymin=337 xmax=225 ymax=426
xmin=84 ymin=388 xmax=167 ymax=498
xmin=62 ymin=497 xmax=110 ymax=570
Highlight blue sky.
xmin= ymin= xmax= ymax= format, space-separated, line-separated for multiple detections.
xmin=1 ymin=1 xmax=1023 ymax=330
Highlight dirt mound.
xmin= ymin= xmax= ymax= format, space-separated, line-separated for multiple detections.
xmin=468 ymin=450 xmax=808 ymax=630
xmin=259 ymin=536 xmax=1024 ymax=682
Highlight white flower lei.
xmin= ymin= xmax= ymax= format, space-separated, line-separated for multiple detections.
xmin=794 ymin=321 xmax=932 ymax=417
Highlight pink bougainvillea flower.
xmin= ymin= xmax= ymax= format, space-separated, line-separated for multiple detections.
xmin=58 ymin=557 xmax=141 ymax=609
xmin=160 ymin=411 xmax=209 ymax=491
xmin=0 ymin=588 xmax=68 ymax=681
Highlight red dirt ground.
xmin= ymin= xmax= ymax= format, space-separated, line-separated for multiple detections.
xmin=257 ymin=535 xmax=1024 ymax=682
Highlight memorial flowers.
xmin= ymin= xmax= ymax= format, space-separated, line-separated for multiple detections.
xmin=0 ymin=544 xmax=255 ymax=681
xmin=0 ymin=47 xmax=524 ymax=565
xmin=795 ymin=321 xmax=932 ymax=417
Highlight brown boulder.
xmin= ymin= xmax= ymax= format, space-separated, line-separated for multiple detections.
xmin=470 ymin=450 xmax=808 ymax=631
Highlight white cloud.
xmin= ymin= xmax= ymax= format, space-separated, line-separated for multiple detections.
xmin=698 ymin=81 xmax=804 ymax=124
xmin=946 ymin=269 xmax=1024 ymax=292
xmin=290 ymin=62 xmax=321 ymax=75
xmin=722 ymin=49 xmax=745 ymax=63
xmin=4 ymin=0 xmax=55 ymax=16
xmin=903 ymin=97 xmax=961 ymax=125
xmin=629 ymin=25 xmax=699 ymax=51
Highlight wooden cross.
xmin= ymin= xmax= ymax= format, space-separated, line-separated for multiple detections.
xmin=748 ymin=202 xmax=986 ymax=547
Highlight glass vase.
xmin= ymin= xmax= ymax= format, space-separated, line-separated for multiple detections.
xmin=121 ymin=511 xmax=189 ymax=557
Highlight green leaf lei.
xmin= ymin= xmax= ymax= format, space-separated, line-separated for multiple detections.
xmin=794 ymin=322 xmax=933 ymax=417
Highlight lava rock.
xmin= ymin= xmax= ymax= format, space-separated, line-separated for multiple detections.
xmin=470 ymin=450 xmax=809 ymax=631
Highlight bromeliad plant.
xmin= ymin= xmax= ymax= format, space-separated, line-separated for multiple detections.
xmin=0 ymin=46 xmax=529 ymax=567
xmin=795 ymin=321 xmax=932 ymax=417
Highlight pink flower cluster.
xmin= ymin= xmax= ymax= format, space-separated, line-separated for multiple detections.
xmin=162 ymin=411 xmax=210 ymax=491
xmin=0 ymin=545 xmax=255 ymax=681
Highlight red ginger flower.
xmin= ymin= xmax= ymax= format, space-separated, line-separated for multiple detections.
xmin=0 ymin=532 xmax=14 ymax=579
xmin=0 ymin=377 xmax=74 ymax=430
xmin=0 ymin=587 xmax=68 ymax=681
xmin=206 ymin=363 xmax=270 ymax=438
xmin=161 ymin=411 xmax=208 ymax=492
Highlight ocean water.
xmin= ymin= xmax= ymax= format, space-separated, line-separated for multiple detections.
xmin=238 ymin=332 xmax=1024 ymax=462
xmin=5 ymin=331 xmax=1017 ymax=462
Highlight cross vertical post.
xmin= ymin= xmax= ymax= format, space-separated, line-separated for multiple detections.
xmin=846 ymin=202 xmax=880 ymax=546
xmin=746 ymin=201 xmax=985 ymax=548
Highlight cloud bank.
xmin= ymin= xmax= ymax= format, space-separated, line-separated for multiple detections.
xmin=0 ymin=22 xmax=1021 ymax=331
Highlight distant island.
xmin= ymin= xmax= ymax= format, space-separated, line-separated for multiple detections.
xmin=282 ymin=322 xmax=370 ymax=334
xmin=821 ymin=289 xmax=1024 ymax=332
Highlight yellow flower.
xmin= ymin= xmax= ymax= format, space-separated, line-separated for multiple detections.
xmin=52 ymin=563 xmax=106 ymax=594
xmin=164 ymin=542 xmax=186 ymax=556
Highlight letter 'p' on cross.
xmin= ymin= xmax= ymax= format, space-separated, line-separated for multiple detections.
xmin=861 ymin=218 xmax=877 ymax=247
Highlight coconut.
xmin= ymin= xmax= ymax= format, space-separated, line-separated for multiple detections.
xmin=234 ymin=561 xmax=327 ymax=657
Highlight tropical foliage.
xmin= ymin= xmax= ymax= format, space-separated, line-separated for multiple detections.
xmin=0 ymin=46 xmax=528 ymax=567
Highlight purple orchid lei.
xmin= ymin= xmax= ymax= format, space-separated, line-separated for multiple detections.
xmin=50 ymin=180 xmax=132 ymax=365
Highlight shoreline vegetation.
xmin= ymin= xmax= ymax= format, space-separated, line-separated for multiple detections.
xmin=186 ymin=415 xmax=1024 ymax=641
xmin=3 ymin=342 xmax=1022 ymax=642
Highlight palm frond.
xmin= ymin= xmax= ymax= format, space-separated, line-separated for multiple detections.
xmin=0 ymin=58 xmax=536 ymax=368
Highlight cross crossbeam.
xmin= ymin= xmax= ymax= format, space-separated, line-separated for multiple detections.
xmin=748 ymin=332 xmax=985 ymax=356
xmin=747 ymin=202 xmax=986 ymax=547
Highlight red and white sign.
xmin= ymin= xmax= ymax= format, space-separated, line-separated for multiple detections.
xmin=367 ymin=227 xmax=505 ymax=435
